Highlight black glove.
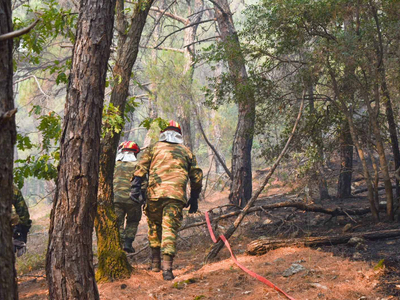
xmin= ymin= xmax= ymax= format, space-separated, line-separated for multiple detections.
xmin=130 ymin=176 xmax=144 ymax=204
xmin=186 ymin=189 xmax=201 ymax=214
xmin=13 ymin=224 xmax=30 ymax=243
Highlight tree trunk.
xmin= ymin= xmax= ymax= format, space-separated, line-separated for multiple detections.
xmin=337 ymin=120 xmax=353 ymax=198
xmin=367 ymin=145 xmax=380 ymax=210
xmin=383 ymin=82 xmax=400 ymax=204
xmin=370 ymin=0 xmax=400 ymax=209
xmin=0 ymin=0 xmax=18 ymax=298
xmin=247 ymin=229 xmax=400 ymax=256
xmin=94 ymin=0 xmax=154 ymax=282
xmin=308 ymin=85 xmax=330 ymax=200
xmin=45 ymin=0 xmax=116 ymax=298
xmin=345 ymin=112 xmax=379 ymax=221
xmin=213 ymin=0 xmax=255 ymax=208
xmin=365 ymin=93 xmax=394 ymax=221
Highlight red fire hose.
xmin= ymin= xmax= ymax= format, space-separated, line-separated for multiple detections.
xmin=205 ymin=211 xmax=297 ymax=300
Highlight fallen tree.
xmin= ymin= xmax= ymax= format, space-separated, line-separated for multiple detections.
xmin=246 ymin=228 xmax=400 ymax=255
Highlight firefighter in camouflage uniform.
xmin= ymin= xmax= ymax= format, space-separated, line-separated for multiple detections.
xmin=113 ymin=141 xmax=143 ymax=253
xmin=131 ymin=120 xmax=203 ymax=280
xmin=12 ymin=185 xmax=32 ymax=256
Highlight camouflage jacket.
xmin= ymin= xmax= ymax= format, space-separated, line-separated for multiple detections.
xmin=114 ymin=160 xmax=138 ymax=204
xmin=134 ymin=141 xmax=203 ymax=203
xmin=11 ymin=186 xmax=31 ymax=227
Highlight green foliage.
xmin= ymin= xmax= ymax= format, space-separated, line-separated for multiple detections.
xmin=145 ymin=52 xmax=195 ymax=115
xmin=14 ymin=106 xmax=61 ymax=188
xmin=102 ymin=103 xmax=125 ymax=138
xmin=13 ymin=0 xmax=77 ymax=84
xmin=140 ymin=117 xmax=169 ymax=131
xmin=139 ymin=117 xmax=169 ymax=142
xmin=101 ymin=98 xmax=140 ymax=138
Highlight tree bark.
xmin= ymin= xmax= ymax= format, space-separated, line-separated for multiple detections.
xmin=45 ymin=0 xmax=116 ymax=298
xmin=0 ymin=0 xmax=18 ymax=298
xmin=213 ymin=0 xmax=255 ymax=208
xmin=94 ymin=0 xmax=154 ymax=282
xmin=247 ymin=229 xmax=400 ymax=256
xmin=365 ymin=92 xmax=394 ymax=221
xmin=337 ymin=119 xmax=353 ymax=198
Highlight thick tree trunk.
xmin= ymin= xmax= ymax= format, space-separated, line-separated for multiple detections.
xmin=94 ymin=0 xmax=154 ymax=282
xmin=45 ymin=0 xmax=116 ymax=298
xmin=247 ymin=229 xmax=400 ymax=256
xmin=337 ymin=120 xmax=353 ymax=198
xmin=0 ymin=0 xmax=18 ymax=298
xmin=213 ymin=0 xmax=255 ymax=208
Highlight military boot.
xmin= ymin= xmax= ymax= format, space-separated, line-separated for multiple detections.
xmin=150 ymin=247 xmax=161 ymax=272
xmin=162 ymin=254 xmax=174 ymax=280
xmin=123 ymin=238 xmax=135 ymax=253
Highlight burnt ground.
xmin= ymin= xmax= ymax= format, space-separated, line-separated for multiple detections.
xmin=17 ymin=184 xmax=400 ymax=299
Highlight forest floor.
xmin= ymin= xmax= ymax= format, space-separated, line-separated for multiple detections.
xmin=17 ymin=181 xmax=400 ymax=300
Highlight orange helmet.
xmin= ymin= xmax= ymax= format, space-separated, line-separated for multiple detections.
xmin=161 ymin=120 xmax=182 ymax=135
xmin=118 ymin=141 xmax=140 ymax=154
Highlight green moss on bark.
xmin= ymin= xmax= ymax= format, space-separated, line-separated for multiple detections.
xmin=95 ymin=189 xmax=132 ymax=282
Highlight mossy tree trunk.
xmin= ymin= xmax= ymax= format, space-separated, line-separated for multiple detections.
xmin=94 ymin=0 xmax=154 ymax=282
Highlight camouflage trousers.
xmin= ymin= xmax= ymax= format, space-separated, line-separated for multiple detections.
xmin=145 ymin=198 xmax=184 ymax=256
xmin=114 ymin=202 xmax=142 ymax=242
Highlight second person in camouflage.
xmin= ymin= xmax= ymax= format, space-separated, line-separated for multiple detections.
xmin=131 ymin=120 xmax=203 ymax=280
xmin=113 ymin=141 xmax=143 ymax=253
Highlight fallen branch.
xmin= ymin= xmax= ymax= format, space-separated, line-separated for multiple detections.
xmin=204 ymin=92 xmax=305 ymax=262
xmin=180 ymin=200 xmax=374 ymax=231
xmin=353 ymin=185 xmax=390 ymax=195
xmin=0 ymin=19 xmax=40 ymax=41
xmin=126 ymin=244 xmax=149 ymax=257
xmin=247 ymin=229 xmax=400 ymax=255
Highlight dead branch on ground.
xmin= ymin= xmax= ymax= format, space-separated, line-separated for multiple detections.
xmin=180 ymin=200 xmax=375 ymax=231
xmin=247 ymin=229 xmax=400 ymax=255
